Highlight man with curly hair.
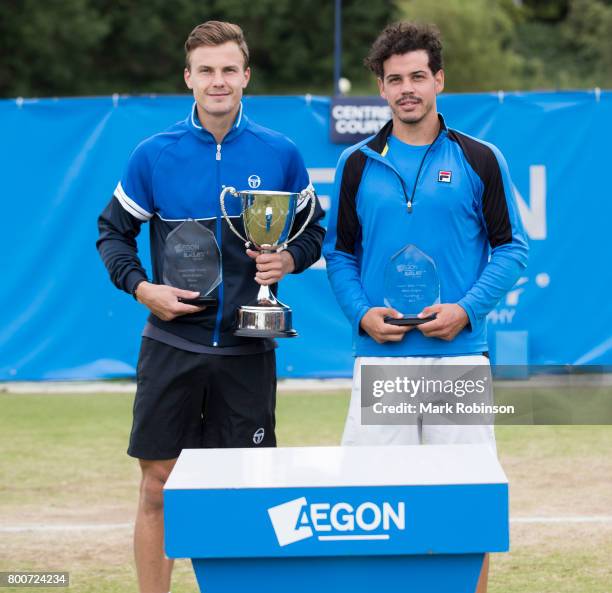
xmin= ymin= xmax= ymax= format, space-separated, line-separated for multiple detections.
xmin=324 ymin=22 xmax=528 ymax=592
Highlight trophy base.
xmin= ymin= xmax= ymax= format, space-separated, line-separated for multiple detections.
xmin=234 ymin=305 xmax=298 ymax=339
xmin=234 ymin=328 xmax=298 ymax=338
xmin=178 ymin=296 xmax=217 ymax=306
xmin=384 ymin=314 xmax=437 ymax=326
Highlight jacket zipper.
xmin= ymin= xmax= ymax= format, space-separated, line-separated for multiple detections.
xmin=373 ymin=127 xmax=444 ymax=213
xmin=212 ymin=144 xmax=224 ymax=347
xmin=406 ymin=127 xmax=444 ymax=212
xmin=405 ymin=141 xmax=435 ymax=212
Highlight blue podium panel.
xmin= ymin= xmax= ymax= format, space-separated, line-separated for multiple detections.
xmin=192 ymin=554 xmax=486 ymax=593
xmin=164 ymin=445 xmax=508 ymax=593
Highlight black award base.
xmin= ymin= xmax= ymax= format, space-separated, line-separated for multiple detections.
xmin=178 ymin=296 xmax=218 ymax=306
xmin=384 ymin=314 xmax=437 ymax=326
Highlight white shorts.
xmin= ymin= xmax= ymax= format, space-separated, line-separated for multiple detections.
xmin=342 ymin=355 xmax=496 ymax=451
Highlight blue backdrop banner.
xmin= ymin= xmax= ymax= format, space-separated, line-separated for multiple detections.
xmin=0 ymin=91 xmax=609 ymax=380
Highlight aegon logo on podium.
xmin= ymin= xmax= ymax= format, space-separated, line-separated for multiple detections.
xmin=267 ymin=496 xmax=405 ymax=547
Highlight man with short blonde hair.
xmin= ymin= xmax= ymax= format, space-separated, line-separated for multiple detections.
xmin=184 ymin=20 xmax=250 ymax=68
xmin=97 ymin=20 xmax=324 ymax=593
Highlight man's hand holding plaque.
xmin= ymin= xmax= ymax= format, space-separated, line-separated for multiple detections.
xmin=135 ymin=282 xmax=206 ymax=321
xmin=416 ymin=303 xmax=469 ymax=341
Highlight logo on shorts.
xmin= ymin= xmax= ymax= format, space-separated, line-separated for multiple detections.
xmin=248 ymin=174 xmax=262 ymax=189
xmin=253 ymin=427 xmax=265 ymax=444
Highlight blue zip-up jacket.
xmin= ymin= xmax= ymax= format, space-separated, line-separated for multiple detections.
xmin=323 ymin=115 xmax=528 ymax=357
xmin=97 ymin=103 xmax=325 ymax=348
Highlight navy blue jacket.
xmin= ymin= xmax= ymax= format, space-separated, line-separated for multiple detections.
xmin=97 ymin=103 xmax=325 ymax=347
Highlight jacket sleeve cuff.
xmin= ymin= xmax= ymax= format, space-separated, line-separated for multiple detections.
xmin=353 ymin=305 xmax=371 ymax=336
xmin=456 ymin=298 xmax=479 ymax=334
xmin=126 ymin=270 xmax=149 ymax=299
xmin=285 ymin=244 xmax=307 ymax=274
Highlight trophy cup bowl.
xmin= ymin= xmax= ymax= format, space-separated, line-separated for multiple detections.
xmin=220 ymin=186 xmax=316 ymax=338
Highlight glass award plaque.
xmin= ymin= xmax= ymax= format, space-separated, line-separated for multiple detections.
xmin=162 ymin=219 xmax=221 ymax=306
xmin=383 ymin=244 xmax=440 ymax=326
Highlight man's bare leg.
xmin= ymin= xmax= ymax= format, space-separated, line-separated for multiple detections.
xmin=475 ymin=553 xmax=489 ymax=593
xmin=134 ymin=458 xmax=177 ymax=593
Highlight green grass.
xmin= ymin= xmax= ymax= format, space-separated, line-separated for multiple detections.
xmin=0 ymin=392 xmax=137 ymax=509
xmin=492 ymin=541 xmax=612 ymax=593
xmin=1 ymin=389 xmax=611 ymax=593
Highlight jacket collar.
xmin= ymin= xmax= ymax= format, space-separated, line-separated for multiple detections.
xmin=366 ymin=113 xmax=448 ymax=155
xmin=186 ymin=102 xmax=247 ymax=143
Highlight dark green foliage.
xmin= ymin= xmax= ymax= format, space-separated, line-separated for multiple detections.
xmin=0 ymin=0 xmax=395 ymax=97
xmin=522 ymin=0 xmax=570 ymax=22
xmin=0 ymin=0 xmax=610 ymax=98
xmin=0 ymin=0 xmax=110 ymax=96
xmin=516 ymin=0 xmax=612 ymax=89
xmin=400 ymin=0 xmax=612 ymax=92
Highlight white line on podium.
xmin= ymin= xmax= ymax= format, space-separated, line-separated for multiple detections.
xmin=317 ymin=535 xmax=390 ymax=541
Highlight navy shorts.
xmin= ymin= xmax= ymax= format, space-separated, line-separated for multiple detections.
xmin=128 ymin=337 xmax=277 ymax=459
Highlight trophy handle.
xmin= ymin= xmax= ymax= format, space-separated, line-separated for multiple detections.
xmin=284 ymin=187 xmax=317 ymax=248
xmin=219 ymin=186 xmax=249 ymax=244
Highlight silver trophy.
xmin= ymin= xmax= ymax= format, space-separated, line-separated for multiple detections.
xmin=220 ymin=186 xmax=316 ymax=338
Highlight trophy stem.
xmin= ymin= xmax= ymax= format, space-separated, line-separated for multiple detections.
xmin=256 ymin=284 xmax=288 ymax=308
xmin=257 ymin=284 xmax=274 ymax=306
